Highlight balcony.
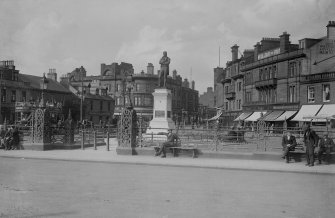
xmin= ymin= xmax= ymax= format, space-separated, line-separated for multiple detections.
xmin=255 ymin=78 xmax=277 ymax=89
xmin=225 ymin=92 xmax=236 ymax=100
xmin=300 ymin=71 xmax=335 ymax=84
xmin=231 ymin=73 xmax=244 ymax=80
xmin=221 ymin=78 xmax=231 ymax=84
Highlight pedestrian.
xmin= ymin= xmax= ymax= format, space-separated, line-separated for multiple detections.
xmin=317 ymin=133 xmax=334 ymax=165
xmin=12 ymin=127 xmax=20 ymax=150
xmin=303 ymin=124 xmax=318 ymax=167
xmin=0 ymin=125 xmax=6 ymax=149
xmin=281 ymin=131 xmax=297 ymax=163
xmin=155 ymin=129 xmax=179 ymax=158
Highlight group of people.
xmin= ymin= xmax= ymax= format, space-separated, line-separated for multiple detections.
xmin=282 ymin=124 xmax=334 ymax=166
xmin=0 ymin=126 xmax=20 ymax=150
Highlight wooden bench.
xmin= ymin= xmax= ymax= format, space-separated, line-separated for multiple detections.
xmin=169 ymin=146 xmax=198 ymax=158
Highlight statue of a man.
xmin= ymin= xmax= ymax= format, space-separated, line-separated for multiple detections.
xmin=159 ymin=51 xmax=171 ymax=87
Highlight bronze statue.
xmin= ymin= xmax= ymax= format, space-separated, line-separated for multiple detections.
xmin=158 ymin=51 xmax=171 ymax=87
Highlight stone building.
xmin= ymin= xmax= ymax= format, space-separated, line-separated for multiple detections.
xmin=0 ymin=61 xmax=80 ymax=124
xmin=199 ymin=87 xmax=215 ymax=107
xmin=61 ymin=62 xmax=199 ymax=125
xmin=215 ymin=21 xmax=335 ymax=129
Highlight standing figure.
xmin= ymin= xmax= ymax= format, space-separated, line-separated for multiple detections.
xmin=158 ymin=51 xmax=171 ymax=88
xmin=303 ymin=124 xmax=318 ymax=167
xmin=281 ymin=131 xmax=297 ymax=163
xmin=317 ymin=133 xmax=334 ymax=165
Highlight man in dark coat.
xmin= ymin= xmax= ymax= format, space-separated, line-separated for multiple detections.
xmin=155 ymin=129 xmax=179 ymax=158
xmin=281 ymin=131 xmax=297 ymax=163
xmin=303 ymin=124 xmax=318 ymax=167
xmin=317 ymin=133 xmax=334 ymax=165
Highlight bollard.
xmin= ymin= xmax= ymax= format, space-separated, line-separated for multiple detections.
xmin=106 ymin=132 xmax=110 ymax=151
xmin=93 ymin=131 xmax=97 ymax=150
xmin=81 ymin=131 xmax=85 ymax=150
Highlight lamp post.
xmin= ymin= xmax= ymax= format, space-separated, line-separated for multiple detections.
xmin=41 ymin=73 xmax=48 ymax=108
xmin=80 ymin=69 xmax=84 ymax=123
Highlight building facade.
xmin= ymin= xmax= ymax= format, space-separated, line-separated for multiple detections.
xmin=61 ymin=62 xmax=199 ymax=125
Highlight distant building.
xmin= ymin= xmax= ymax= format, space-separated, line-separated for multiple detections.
xmin=199 ymin=87 xmax=215 ymax=107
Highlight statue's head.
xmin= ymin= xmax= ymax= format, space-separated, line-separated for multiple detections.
xmin=163 ymin=51 xmax=167 ymax=56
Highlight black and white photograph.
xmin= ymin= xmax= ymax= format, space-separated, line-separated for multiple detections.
xmin=0 ymin=0 xmax=335 ymax=217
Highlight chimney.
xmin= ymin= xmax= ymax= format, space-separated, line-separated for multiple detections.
xmin=191 ymin=80 xmax=195 ymax=90
xmin=327 ymin=21 xmax=335 ymax=39
xmin=173 ymin=70 xmax=177 ymax=79
xmin=231 ymin=44 xmax=239 ymax=61
xmin=254 ymin=42 xmax=261 ymax=61
xmin=279 ymin=32 xmax=290 ymax=53
xmin=147 ymin=63 xmax=154 ymax=74
xmin=141 ymin=70 xmax=145 ymax=75
xmin=47 ymin=68 xmax=57 ymax=81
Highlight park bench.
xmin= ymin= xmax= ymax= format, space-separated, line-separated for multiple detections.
xmin=153 ymin=139 xmax=198 ymax=158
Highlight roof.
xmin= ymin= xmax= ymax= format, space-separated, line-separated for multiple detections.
xmin=84 ymin=93 xmax=114 ymax=101
xmin=19 ymin=74 xmax=71 ymax=93
xmin=244 ymin=111 xmax=267 ymax=122
xmin=262 ymin=111 xmax=284 ymax=121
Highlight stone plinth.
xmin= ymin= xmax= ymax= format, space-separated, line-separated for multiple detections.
xmin=146 ymin=88 xmax=175 ymax=134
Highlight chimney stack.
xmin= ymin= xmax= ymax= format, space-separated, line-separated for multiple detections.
xmin=173 ymin=70 xmax=177 ymax=79
xmin=47 ymin=68 xmax=57 ymax=81
xmin=279 ymin=32 xmax=290 ymax=53
xmin=254 ymin=42 xmax=261 ymax=61
xmin=327 ymin=21 xmax=335 ymax=39
xmin=147 ymin=63 xmax=154 ymax=74
xmin=231 ymin=44 xmax=239 ymax=61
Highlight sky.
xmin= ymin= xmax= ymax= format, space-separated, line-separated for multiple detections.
xmin=1 ymin=0 xmax=335 ymax=94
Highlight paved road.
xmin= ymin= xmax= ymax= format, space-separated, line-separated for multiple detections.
xmin=0 ymin=157 xmax=334 ymax=218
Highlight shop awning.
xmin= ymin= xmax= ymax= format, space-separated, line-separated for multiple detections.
xmin=312 ymin=104 xmax=335 ymax=122
xmin=262 ymin=111 xmax=284 ymax=121
xmin=207 ymin=112 xmax=222 ymax=121
xmin=291 ymin=105 xmax=322 ymax=122
xmin=275 ymin=111 xmax=297 ymax=121
xmin=233 ymin=112 xmax=253 ymax=121
xmin=257 ymin=111 xmax=273 ymax=121
xmin=244 ymin=111 xmax=267 ymax=122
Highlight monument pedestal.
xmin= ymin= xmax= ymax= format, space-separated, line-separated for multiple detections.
xmin=147 ymin=88 xmax=175 ymax=134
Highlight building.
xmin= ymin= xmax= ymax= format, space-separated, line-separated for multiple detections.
xmin=216 ymin=21 xmax=335 ymax=129
xmin=61 ymin=62 xmax=199 ymax=125
xmin=213 ymin=67 xmax=224 ymax=107
xmin=0 ymin=61 xmax=81 ymax=124
xmin=199 ymin=87 xmax=215 ymax=107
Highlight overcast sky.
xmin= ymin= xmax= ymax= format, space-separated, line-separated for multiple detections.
xmin=0 ymin=0 xmax=334 ymax=93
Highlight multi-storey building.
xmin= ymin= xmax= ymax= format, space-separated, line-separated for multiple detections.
xmin=0 ymin=61 xmax=81 ymax=124
xmin=216 ymin=21 xmax=335 ymax=129
xmin=62 ymin=62 xmax=199 ymax=125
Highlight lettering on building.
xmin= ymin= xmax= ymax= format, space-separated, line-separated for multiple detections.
xmin=319 ymin=40 xmax=335 ymax=54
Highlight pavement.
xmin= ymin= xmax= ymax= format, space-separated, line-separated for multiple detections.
xmin=1 ymin=148 xmax=335 ymax=175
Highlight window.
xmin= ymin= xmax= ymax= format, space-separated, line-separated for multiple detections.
xmin=135 ymin=84 xmax=140 ymax=91
xmin=116 ymin=97 xmax=121 ymax=106
xmin=134 ymin=96 xmax=142 ymax=106
xmin=108 ymin=102 xmax=111 ymax=111
xmin=308 ymin=86 xmax=315 ymax=103
xmin=225 ymin=102 xmax=228 ymax=110
xmin=259 ymin=69 xmax=263 ymax=81
xmin=116 ymin=84 xmax=121 ymax=92
xmin=11 ymin=90 xmax=16 ymax=102
xmin=238 ymin=82 xmax=242 ymax=92
xmin=146 ymin=84 xmax=150 ymax=92
xmin=323 ymin=84 xmax=330 ymax=102
xmin=273 ymin=65 xmax=277 ymax=78
xmin=2 ymin=89 xmax=6 ymax=102
xmin=22 ymin=91 xmax=26 ymax=102
xmin=100 ymin=101 xmax=103 ymax=111
xmin=90 ymin=100 xmax=93 ymax=110
xmin=289 ymin=62 xmax=297 ymax=77
xmin=245 ymin=92 xmax=252 ymax=103
xmin=225 ymin=86 xmax=229 ymax=94
xmin=289 ymin=86 xmax=296 ymax=103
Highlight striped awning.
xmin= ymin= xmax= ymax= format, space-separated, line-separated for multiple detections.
xmin=245 ymin=111 xmax=267 ymax=122
xmin=207 ymin=112 xmax=222 ymax=121
xmin=233 ymin=112 xmax=253 ymax=121
xmin=275 ymin=111 xmax=297 ymax=121
xmin=291 ymin=105 xmax=322 ymax=122
xmin=262 ymin=111 xmax=284 ymax=121
xmin=312 ymin=104 xmax=335 ymax=122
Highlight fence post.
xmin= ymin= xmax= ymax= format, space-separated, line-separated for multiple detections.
xmin=93 ymin=131 xmax=97 ymax=150
xmin=106 ymin=132 xmax=110 ymax=151
xmin=81 ymin=130 xmax=85 ymax=150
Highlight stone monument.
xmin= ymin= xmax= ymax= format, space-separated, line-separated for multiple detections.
xmin=146 ymin=51 xmax=175 ymax=134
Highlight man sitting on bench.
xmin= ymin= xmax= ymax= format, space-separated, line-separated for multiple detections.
xmin=155 ymin=129 xmax=179 ymax=158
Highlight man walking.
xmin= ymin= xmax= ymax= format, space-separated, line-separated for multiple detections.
xmin=281 ymin=131 xmax=297 ymax=163
xmin=303 ymin=124 xmax=318 ymax=167
xmin=317 ymin=133 xmax=334 ymax=165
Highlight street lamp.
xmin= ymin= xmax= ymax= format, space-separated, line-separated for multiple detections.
xmin=40 ymin=73 xmax=48 ymax=108
xmin=122 ymin=74 xmax=134 ymax=109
